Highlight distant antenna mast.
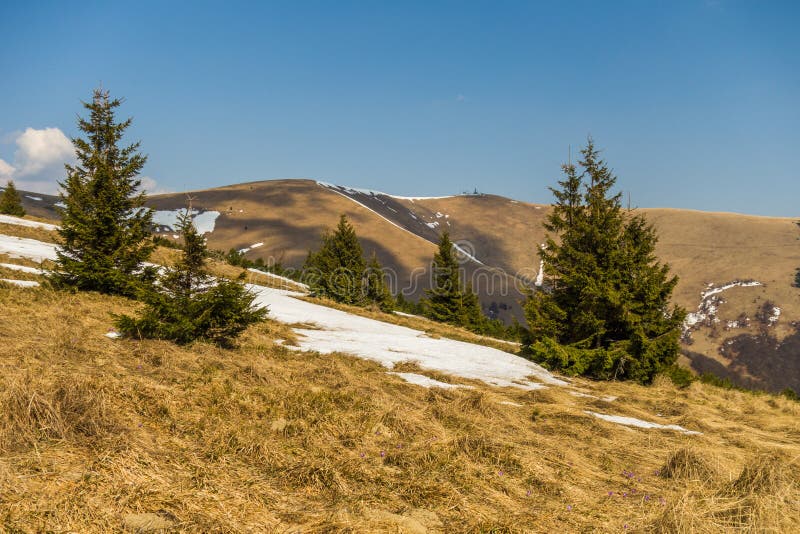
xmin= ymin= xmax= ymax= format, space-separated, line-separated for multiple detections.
xmin=185 ymin=192 xmax=197 ymax=212
xmin=627 ymin=191 xmax=631 ymax=212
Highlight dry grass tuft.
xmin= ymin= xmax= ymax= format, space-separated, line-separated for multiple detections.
xmin=660 ymin=448 xmax=718 ymax=482
xmin=728 ymin=453 xmax=792 ymax=496
xmin=0 ymin=374 xmax=122 ymax=453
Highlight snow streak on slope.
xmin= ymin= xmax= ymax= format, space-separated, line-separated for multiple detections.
xmin=1 ymin=279 xmax=40 ymax=287
xmin=0 ymin=263 xmax=44 ymax=274
xmin=0 ymin=214 xmax=59 ymax=231
xmin=316 ymin=182 xmax=431 ymax=242
xmin=585 ymin=411 xmax=701 ymax=435
xmin=249 ymin=285 xmax=566 ymax=390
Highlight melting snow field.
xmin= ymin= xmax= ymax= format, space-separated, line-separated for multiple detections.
xmin=249 ymin=285 xmax=565 ymax=390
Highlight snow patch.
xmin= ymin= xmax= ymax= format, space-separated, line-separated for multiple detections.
xmin=248 ymin=285 xmax=566 ymax=390
xmin=0 ymin=214 xmax=59 ymax=231
xmin=389 ymin=372 xmax=470 ymax=389
xmin=1 ymin=279 xmax=40 ymax=287
xmin=683 ymin=280 xmax=762 ymax=338
xmin=585 ymin=411 xmax=701 ymax=435
xmin=238 ymin=242 xmax=264 ymax=254
xmin=768 ymin=306 xmax=781 ymax=325
xmin=0 ymin=263 xmax=44 ymax=274
xmin=426 ymin=221 xmax=439 ymax=229
xmin=0 ymin=234 xmax=58 ymax=262
xmin=151 ymin=209 xmax=220 ymax=234
xmin=24 ymin=195 xmax=42 ymax=201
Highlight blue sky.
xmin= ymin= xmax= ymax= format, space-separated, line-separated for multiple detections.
xmin=0 ymin=1 xmax=798 ymax=215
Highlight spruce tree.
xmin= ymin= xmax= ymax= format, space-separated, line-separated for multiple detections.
xmin=52 ymin=88 xmax=154 ymax=296
xmin=304 ymin=214 xmax=367 ymax=305
xmin=525 ymin=138 xmax=685 ymax=383
xmin=116 ymin=208 xmax=267 ymax=347
xmin=422 ymin=231 xmax=484 ymax=328
xmin=0 ymin=181 xmax=25 ymax=217
xmin=365 ymin=251 xmax=394 ymax=312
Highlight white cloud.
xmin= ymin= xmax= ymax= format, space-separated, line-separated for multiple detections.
xmin=138 ymin=175 xmax=171 ymax=195
xmin=0 ymin=158 xmax=14 ymax=179
xmin=0 ymin=127 xmax=76 ymax=194
xmin=14 ymin=127 xmax=75 ymax=177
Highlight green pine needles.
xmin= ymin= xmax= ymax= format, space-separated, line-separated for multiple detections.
xmin=304 ymin=214 xmax=394 ymax=310
xmin=116 ymin=208 xmax=268 ymax=347
xmin=0 ymin=181 xmax=25 ymax=217
xmin=422 ymin=231 xmax=483 ymax=329
xmin=525 ymin=139 xmax=685 ymax=384
xmin=51 ymin=88 xmax=154 ymax=296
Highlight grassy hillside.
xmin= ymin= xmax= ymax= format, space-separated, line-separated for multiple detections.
xmin=11 ymin=180 xmax=800 ymax=392
xmin=0 ymin=281 xmax=799 ymax=531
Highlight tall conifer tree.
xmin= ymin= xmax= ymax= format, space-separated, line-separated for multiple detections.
xmin=52 ymin=88 xmax=154 ymax=296
xmin=526 ymin=138 xmax=685 ymax=383
xmin=422 ymin=232 xmax=483 ymax=328
xmin=0 ymin=180 xmax=25 ymax=217
xmin=365 ymin=251 xmax=394 ymax=312
xmin=304 ymin=214 xmax=367 ymax=305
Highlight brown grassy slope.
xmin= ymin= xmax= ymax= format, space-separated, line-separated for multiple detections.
xmin=1 ymin=286 xmax=798 ymax=532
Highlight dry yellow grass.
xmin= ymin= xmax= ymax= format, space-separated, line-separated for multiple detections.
xmin=0 ymin=222 xmax=60 ymax=244
xmin=1 ymin=286 xmax=798 ymax=532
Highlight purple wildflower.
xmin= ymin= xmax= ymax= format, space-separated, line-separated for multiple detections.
xmin=608 ymin=491 xmax=613 ymax=496
xmin=360 ymin=452 xmax=365 ymax=458
xmin=644 ymin=495 xmax=650 ymax=501
xmin=566 ymin=505 xmax=572 ymax=511
xmin=380 ymin=450 xmax=385 ymax=457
